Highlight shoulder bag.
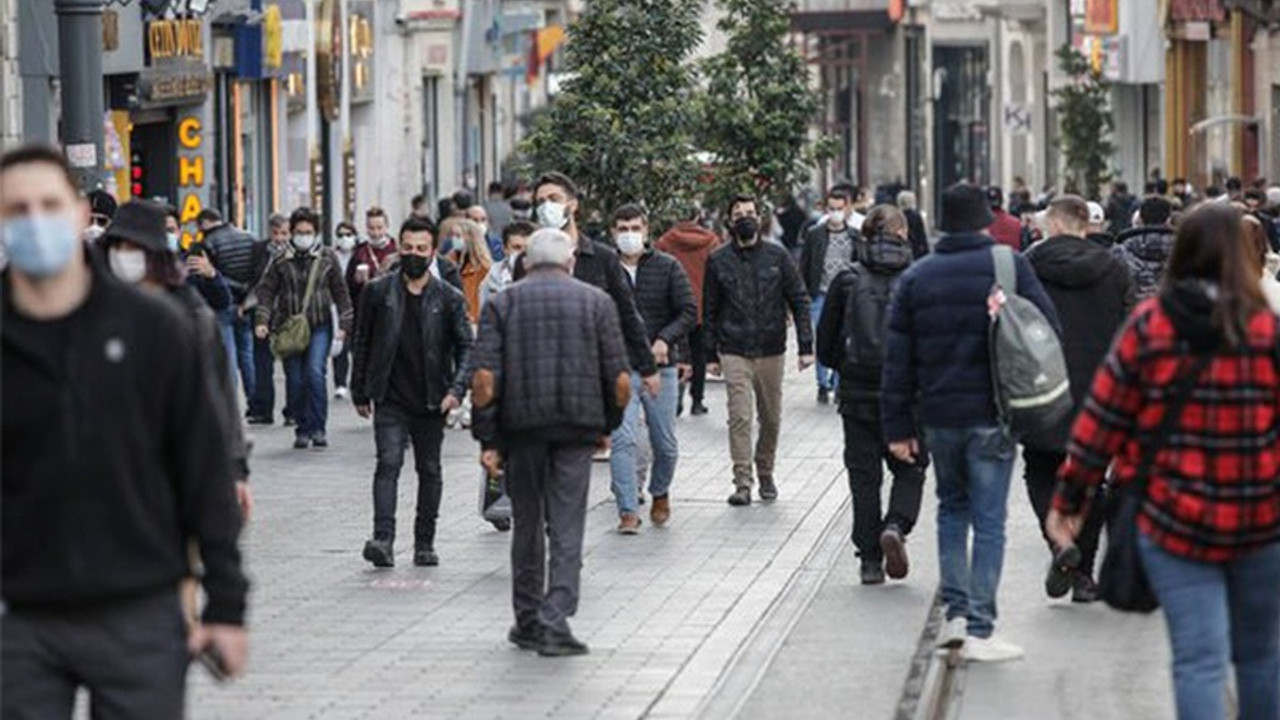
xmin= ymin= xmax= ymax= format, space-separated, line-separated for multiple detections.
xmin=270 ymin=256 xmax=324 ymax=358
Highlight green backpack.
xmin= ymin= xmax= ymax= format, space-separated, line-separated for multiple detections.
xmin=269 ymin=257 xmax=323 ymax=358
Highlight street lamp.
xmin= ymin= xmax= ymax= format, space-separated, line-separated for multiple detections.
xmin=54 ymin=0 xmax=107 ymax=191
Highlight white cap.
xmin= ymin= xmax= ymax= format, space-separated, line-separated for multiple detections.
xmin=1267 ymin=187 xmax=1280 ymax=207
xmin=1087 ymin=202 xmax=1105 ymax=225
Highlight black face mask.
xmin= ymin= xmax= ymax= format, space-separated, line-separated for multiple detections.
xmin=732 ymin=217 xmax=760 ymax=244
xmin=401 ymin=254 xmax=431 ymax=280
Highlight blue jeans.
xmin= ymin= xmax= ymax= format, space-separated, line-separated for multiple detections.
xmin=925 ymin=425 xmax=1015 ymax=639
xmin=1140 ymin=534 xmax=1280 ymax=720
xmin=249 ymin=336 xmax=276 ymax=419
xmin=218 ymin=310 xmax=256 ymax=403
xmin=283 ymin=324 xmax=332 ymax=439
xmin=610 ymin=366 xmax=680 ymax=516
xmin=810 ymin=293 xmax=837 ymax=391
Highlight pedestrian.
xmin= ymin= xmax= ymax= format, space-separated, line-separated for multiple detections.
xmin=483 ymin=180 xmax=514 ymax=238
xmin=800 ymin=185 xmax=861 ymax=405
xmin=1243 ymin=211 xmax=1280 ymax=312
xmin=253 ymin=207 xmax=354 ymax=449
xmin=439 ymin=217 xmax=493 ymax=323
xmin=704 ymin=194 xmax=815 ymax=506
xmin=351 ymin=216 xmax=472 ymax=568
xmin=171 ymin=208 xmax=233 ymax=316
xmin=1 ymin=144 xmax=250 ymax=717
xmin=470 ymin=228 xmax=632 ymax=657
xmin=346 ymin=206 xmax=398 ymax=312
xmin=480 ymin=220 xmax=534 ymax=309
xmin=983 ymin=186 xmax=1023 ymax=250
xmin=896 ymin=190 xmax=931 ymax=259
xmin=774 ymin=193 xmax=809 ymax=261
xmin=247 ymin=213 xmax=291 ymax=425
xmin=198 ymin=208 xmax=260 ymax=403
xmin=656 ymin=204 xmax=721 ymax=417
xmin=465 ymin=203 xmax=506 ymax=261
xmin=1113 ymin=195 xmax=1176 ymax=300
xmin=332 ymin=221 xmax=359 ymax=400
xmin=410 ymin=193 xmax=431 ymax=220
xmin=1085 ymin=201 xmax=1115 ymax=248
xmin=608 ymin=204 xmax=696 ymax=533
xmin=882 ymin=182 xmax=1061 ymax=662
xmin=1049 ymin=203 xmax=1280 ymax=720
xmin=1021 ymin=195 xmax=1134 ymax=603
xmin=83 ymin=188 xmax=117 ymax=243
xmin=817 ymin=204 xmax=926 ymax=585
xmin=1105 ymin=181 xmax=1137 ymax=236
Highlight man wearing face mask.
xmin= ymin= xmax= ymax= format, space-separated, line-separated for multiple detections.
xmin=346 ymin=206 xmax=398 ymax=311
xmin=351 ymin=216 xmax=472 ymax=568
xmin=704 ymin=194 xmax=815 ymax=506
xmin=800 ymin=185 xmax=862 ymax=405
xmin=607 ymin=205 xmax=696 ymax=533
xmin=0 ymin=145 xmax=250 ymax=716
xmin=83 ymin=188 xmax=117 ymax=244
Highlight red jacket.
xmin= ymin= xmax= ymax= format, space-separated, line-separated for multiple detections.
xmin=346 ymin=241 xmax=399 ymax=306
xmin=986 ymin=209 xmax=1023 ymax=251
xmin=656 ymin=222 xmax=721 ymax=323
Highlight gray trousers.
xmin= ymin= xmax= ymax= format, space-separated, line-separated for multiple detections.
xmin=2 ymin=590 xmax=189 ymax=720
xmin=506 ymin=439 xmax=594 ymax=635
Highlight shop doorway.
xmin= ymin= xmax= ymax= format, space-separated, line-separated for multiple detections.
xmin=130 ymin=111 xmax=177 ymax=205
xmin=932 ymin=45 xmax=991 ymax=223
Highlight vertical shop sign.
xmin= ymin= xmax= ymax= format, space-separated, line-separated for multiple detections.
xmin=177 ymin=116 xmax=206 ymax=247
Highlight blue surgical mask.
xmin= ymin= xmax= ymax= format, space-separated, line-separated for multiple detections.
xmin=166 ymin=232 xmax=181 ymax=252
xmin=1 ymin=214 xmax=80 ymax=278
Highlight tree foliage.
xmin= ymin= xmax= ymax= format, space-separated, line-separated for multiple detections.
xmin=1050 ymin=46 xmax=1115 ymax=199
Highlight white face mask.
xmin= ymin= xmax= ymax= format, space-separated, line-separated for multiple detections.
xmin=109 ymin=246 xmax=148 ymax=284
xmin=369 ymin=233 xmax=389 ymax=249
xmin=616 ymin=231 xmax=645 ymax=256
xmin=537 ymin=201 xmax=569 ymax=230
xmin=828 ymin=209 xmax=846 ymax=227
xmin=336 ymin=234 xmax=356 ymax=252
xmin=292 ymin=233 xmax=317 ymax=252
xmin=83 ymin=224 xmax=106 ymax=244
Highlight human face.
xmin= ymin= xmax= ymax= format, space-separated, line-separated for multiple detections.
xmin=534 ymin=183 xmax=577 ymax=230
xmin=165 ymin=215 xmax=180 ymax=235
xmin=367 ymin=215 xmax=387 ymax=240
xmin=505 ymin=233 xmax=528 ymax=255
xmin=0 ymin=161 xmax=89 ymax=279
xmin=465 ymin=206 xmax=488 ymax=226
xmin=270 ymin=223 xmax=290 ymax=244
xmin=0 ymin=162 xmax=88 ymax=230
xmin=729 ymin=201 xmax=758 ymax=223
xmin=400 ymin=230 xmax=435 ymax=258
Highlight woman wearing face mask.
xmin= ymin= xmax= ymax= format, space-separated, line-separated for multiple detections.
xmin=101 ymin=199 xmax=253 ymax=518
xmin=253 ymin=208 xmax=355 ymax=449
xmin=438 ymin=217 xmax=492 ymax=323
xmin=331 ymin=221 xmax=359 ymax=398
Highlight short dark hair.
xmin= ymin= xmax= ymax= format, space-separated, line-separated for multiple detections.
xmin=1138 ymin=195 xmax=1174 ymax=226
xmin=488 ymin=181 xmax=505 ymax=195
xmin=289 ymin=207 xmax=320 ymax=232
xmin=165 ymin=204 xmax=180 ymax=223
xmin=612 ymin=203 xmax=647 ymax=225
xmin=1205 ymin=185 xmax=1225 ymax=198
xmin=365 ymin=206 xmax=387 ymax=221
xmin=826 ymin=185 xmax=854 ymax=204
xmin=726 ymin=193 xmax=757 ymax=218
xmin=409 ymin=194 xmax=427 ymax=210
xmin=452 ymin=190 xmax=475 ymax=211
xmin=502 ymin=220 xmax=535 ymax=246
xmin=399 ymin=215 xmax=437 ymax=246
xmin=1226 ymin=176 xmax=1244 ymax=192
xmin=196 ymin=208 xmax=223 ymax=225
xmin=1245 ymin=188 xmax=1267 ymax=205
xmin=1046 ymin=194 xmax=1090 ymax=229
xmin=534 ymin=171 xmax=579 ymax=200
xmin=335 ymin=221 xmax=357 ymax=235
xmin=0 ymin=144 xmax=78 ymax=193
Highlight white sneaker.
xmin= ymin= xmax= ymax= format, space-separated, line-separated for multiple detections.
xmin=963 ymin=634 xmax=1024 ymax=663
xmin=334 ymin=387 xmax=350 ymax=400
xmin=937 ymin=617 xmax=967 ymax=650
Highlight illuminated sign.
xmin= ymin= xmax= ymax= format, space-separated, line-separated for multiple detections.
xmin=177 ymin=116 xmax=206 ymax=248
xmin=148 ymin=19 xmax=205 ymax=61
xmin=316 ymin=0 xmax=343 ymax=122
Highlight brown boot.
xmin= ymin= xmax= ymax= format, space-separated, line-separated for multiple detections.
xmin=651 ymin=495 xmax=671 ymax=526
xmin=617 ymin=514 xmax=642 ymax=535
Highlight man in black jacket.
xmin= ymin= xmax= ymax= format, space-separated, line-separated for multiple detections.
xmin=1024 ymin=195 xmax=1135 ymax=603
xmin=1 ymin=145 xmax=249 ymax=716
xmin=705 ymin=194 xmax=815 ymax=506
xmin=608 ymin=204 xmax=696 ymax=533
xmin=471 ymin=228 xmax=631 ymax=657
xmin=351 ymin=216 xmax=472 ymax=569
xmin=199 ymin=208 xmax=260 ymax=403
xmin=799 ymin=185 xmax=861 ymax=404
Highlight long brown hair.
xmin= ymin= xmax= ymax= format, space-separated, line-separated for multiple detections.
xmin=1164 ymin=203 xmax=1267 ymax=346
xmin=862 ymin=205 xmax=907 ymax=240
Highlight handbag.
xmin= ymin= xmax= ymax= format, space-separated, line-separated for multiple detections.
xmin=1098 ymin=352 xmax=1212 ymax=613
xmin=270 ymin=255 xmax=323 ymax=358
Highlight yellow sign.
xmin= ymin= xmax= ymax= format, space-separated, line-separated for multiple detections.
xmin=264 ymin=5 xmax=284 ymax=69
xmin=148 ymin=19 xmax=204 ymax=61
xmin=177 ymin=117 xmax=205 ymax=248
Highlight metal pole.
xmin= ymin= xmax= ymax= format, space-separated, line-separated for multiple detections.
xmin=54 ymin=0 xmax=105 ymax=192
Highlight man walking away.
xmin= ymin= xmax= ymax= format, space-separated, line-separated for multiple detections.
xmin=882 ymin=182 xmax=1061 ymax=663
xmin=199 ymin=208 xmax=259 ymax=402
xmin=1023 ymin=196 xmax=1134 ymax=603
xmin=483 ymin=180 xmax=514 ymax=238
xmin=800 ymin=185 xmax=861 ymax=404
xmin=818 ymin=205 xmax=927 ymax=586
xmin=984 ymin=186 xmax=1023 ymax=251
xmin=1105 ymin=181 xmax=1137 ymax=236
xmin=1113 ymin=195 xmax=1176 ymax=300
xmin=247 ymin=213 xmax=291 ymax=425
xmin=480 ymin=221 xmax=533 ymax=309
xmin=352 ymin=217 xmax=472 ymax=568
xmin=897 ymin=190 xmax=931 ymax=259
xmin=608 ymin=205 xmax=696 ymax=532
xmin=1 ymin=145 xmax=249 ymax=718
xmin=657 ymin=204 xmax=721 ymax=417
xmin=470 ymin=228 xmax=631 ymax=657
xmin=704 ymin=194 xmax=815 ymax=506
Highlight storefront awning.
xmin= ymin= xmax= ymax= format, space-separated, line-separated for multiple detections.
xmin=791 ymin=2 xmax=904 ymax=33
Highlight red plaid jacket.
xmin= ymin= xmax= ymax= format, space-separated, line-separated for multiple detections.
xmin=1055 ymin=298 xmax=1280 ymax=561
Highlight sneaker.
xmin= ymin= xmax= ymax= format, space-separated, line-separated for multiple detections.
xmin=860 ymin=560 xmax=886 ymax=585
xmin=651 ymin=495 xmax=671 ymax=526
xmin=758 ymin=476 xmax=778 ymax=501
xmin=1071 ymin=573 xmax=1098 ymax=604
xmin=413 ymin=548 xmax=439 ymax=567
xmin=880 ymin=525 xmax=909 ymax=580
xmin=508 ymin=623 xmax=542 ymax=651
xmin=1045 ymin=544 xmax=1082 ymax=599
xmin=964 ymin=634 xmax=1025 ymax=663
xmin=593 ymin=447 xmax=611 ymax=462
xmin=283 ymin=416 xmax=296 ymax=428
xmin=539 ymin=629 xmax=589 ymax=657
xmin=690 ymin=402 xmax=709 ymax=416
xmin=246 ymin=415 xmax=273 ymax=426
xmin=727 ymin=487 xmax=752 ymax=506
xmin=293 ymin=435 xmax=311 ymax=450
xmin=937 ymin=617 xmax=967 ymax=650
xmin=362 ymin=539 xmax=394 ymax=568
xmin=617 ymin=514 xmax=642 ymax=535
xmin=334 ymin=386 xmax=350 ymax=400
xmin=311 ymin=433 xmax=328 ymax=448
xmin=817 ymin=388 xmax=830 ymax=405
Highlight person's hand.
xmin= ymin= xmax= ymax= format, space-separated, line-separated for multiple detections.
xmin=798 ymin=354 xmax=816 ymax=372
xmin=187 ymin=624 xmax=249 ymax=679
xmin=441 ymin=394 xmax=461 ymax=415
xmin=652 ymin=339 xmax=670 ymax=366
xmin=235 ymin=481 xmax=253 ymax=522
xmin=187 ymin=254 xmax=217 ymax=278
xmin=480 ymin=449 xmax=502 ymax=475
xmin=254 ymin=325 xmax=269 ymax=340
xmin=889 ymin=439 xmax=919 ymax=464
xmin=707 ymin=362 xmax=721 ymax=378
xmin=643 ymin=373 xmax=661 ymax=398
xmin=355 ymin=403 xmax=372 ymax=419
xmin=677 ymin=363 xmax=692 ymax=382
xmin=1046 ymin=508 xmax=1084 ymax=550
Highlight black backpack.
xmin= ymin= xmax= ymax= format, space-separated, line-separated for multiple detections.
xmin=840 ymin=263 xmax=897 ymax=372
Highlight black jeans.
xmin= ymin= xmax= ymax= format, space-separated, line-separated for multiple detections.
xmin=842 ymin=402 xmax=927 ymax=563
xmin=2 ymin=590 xmax=188 ymax=720
xmin=372 ymin=403 xmax=446 ymax=549
xmin=1023 ymin=447 xmax=1106 ymax=575
xmin=333 ymin=341 xmax=351 ymax=390
xmin=249 ymin=335 xmax=275 ymax=419
xmin=688 ymin=324 xmax=707 ymax=404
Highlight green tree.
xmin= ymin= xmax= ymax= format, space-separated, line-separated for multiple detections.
xmin=1050 ymin=45 xmax=1115 ymax=199
xmin=696 ymin=0 xmax=835 ymax=214
xmin=520 ymin=0 xmax=704 ymax=224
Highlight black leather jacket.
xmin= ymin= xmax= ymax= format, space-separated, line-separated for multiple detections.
xmin=703 ymin=240 xmax=813 ymax=360
xmin=350 ymin=273 xmax=473 ymax=409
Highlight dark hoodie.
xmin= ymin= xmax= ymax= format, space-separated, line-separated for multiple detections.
xmin=1112 ymin=225 xmax=1175 ymax=300
xmin=1025 ymin=234 xmax=1135 ymax=450
xmin=816 ymin=235 xmax=914 ymax=409
xmin=656 ymin=221 xmax=721 ymax=323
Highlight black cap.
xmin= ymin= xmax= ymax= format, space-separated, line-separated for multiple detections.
xmin=940 ymin=183 xmax=998 ymax=234
xmin=102 ymin=199 xmax=170 ymax=253
xmin=985 ymin=185 xmax=1004 ymax=209
xmin=88 ymin=189 xmax=118 ymax=220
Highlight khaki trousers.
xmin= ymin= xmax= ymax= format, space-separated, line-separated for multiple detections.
xmin=721 ymin=353 xmax=785 ymax=489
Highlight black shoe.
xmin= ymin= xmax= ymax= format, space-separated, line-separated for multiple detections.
xmin=727 ymin=487 xmax=752 ymax=506
xmin=880 ymin=524 xmax=909 ymax=580
xmin=1046 ymin=544 xmax=1082 ymax=599
xmin=283 ymin=417 xmax=297 ymax=428
xmin=538 ymin=629 xmax=589 ymax=657
xmin=690 ymin=402 xmax=709 ymax=416
xmin=508 ymin=623 xmax=542 ymax=651
xmin=860 ymin=560 xmax=886 ymax=585
xmin=246 ymin=415 xmax=273 ymax=426
xmin=311 ymin=433 xmax=328 ymax=448
xmin=1071 ymin=573 xmax=1098 ymax=604
xmin=362 ymin=539 xmax=394 ymax=568
xmin=413 ymin=548 xmax=439 ymax=567
xmin=818 ymin=388 xmax=830 ymax=404
xmin=758 ymin=476 xmax=778 ymax=501
xmin=293 ymin=435 xmax=311 ymax=450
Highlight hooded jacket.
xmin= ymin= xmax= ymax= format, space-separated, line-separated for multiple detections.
xmin=1112 ymin=225 xmax=1175 ymax=300
xmin=656 ymin=222 xmax=720 ymax=323
xmin=1023 ymin=235 xmax=1135 ymax=450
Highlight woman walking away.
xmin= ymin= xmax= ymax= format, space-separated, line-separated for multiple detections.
xmin=1048 ymin=203 xmax=1280 ymax=720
